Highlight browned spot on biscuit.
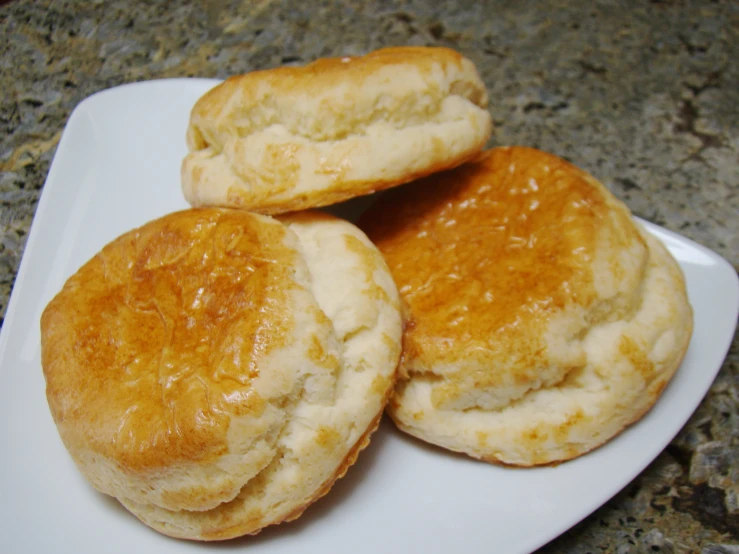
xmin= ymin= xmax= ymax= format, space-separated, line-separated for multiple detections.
xmin=224 ymin=389 xmax=267 ymax=418
xmin=187 ymin=163 xmax=204 ymax=185
xmin=523 ymin=425 xmax=546 ymax=444
xmin=315 ymin=425 xmax=341 ymax=450
xmin=431 ymin=135 xmax=446 ymax=158
xmin=619 ymin=335 xmax=654 ymax=379
xmin=307 ymin=334 xmax=340 ymax=371
xmin=552 ymin=409 xmax=585 ymax=443
xmin=370 ymin=374 xmax=390 ymax=396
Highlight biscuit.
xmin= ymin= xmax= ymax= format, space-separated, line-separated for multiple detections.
xmin=360 ymin=147 xmax=693 ymax=466
xmin=41 ymin=208 xmax=402 ymax=539
xmin=182 ymin=46 xmax=491 ymax=214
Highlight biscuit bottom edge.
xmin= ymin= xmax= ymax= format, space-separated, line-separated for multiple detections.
xmin=123 ymin=400 xmax=390 ymax=541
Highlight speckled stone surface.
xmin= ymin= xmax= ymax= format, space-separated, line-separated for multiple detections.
xmin=1 ymin=0 xmax=737 ymax=551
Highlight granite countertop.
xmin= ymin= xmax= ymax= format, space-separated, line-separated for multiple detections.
xmin=1 ymin=0 xmax=737 ymax=551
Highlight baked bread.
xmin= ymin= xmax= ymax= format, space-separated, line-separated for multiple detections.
xmin=360 ymin=146 xmax=693 ymax=466
xmin=182 ymin=46 xmax=491 ymax=214
xmin=40 ymin=208 xmax=402 ymax=539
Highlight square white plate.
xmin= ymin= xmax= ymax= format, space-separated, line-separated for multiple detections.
xmin=0 ymin=79 xmax=737 ymax=554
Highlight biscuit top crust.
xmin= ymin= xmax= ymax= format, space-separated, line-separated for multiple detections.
xmin=186 ymin=46 xmax=488 ymax=151
xmin=41 ymin=209 xmax=296 ymax=473
xmin=361 ymin=147 xmax=647 ymax=410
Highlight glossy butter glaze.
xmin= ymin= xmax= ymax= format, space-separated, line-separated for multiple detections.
xmin=362 ymin=147 xmax=648 ymax=411
xmin=41 ymin=208 xmax=294 ymax=472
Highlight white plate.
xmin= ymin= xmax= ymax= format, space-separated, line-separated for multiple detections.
xmin=0 ymin=79 xmax=737 ymax=554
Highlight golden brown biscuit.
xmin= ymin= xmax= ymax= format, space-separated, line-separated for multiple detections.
xmin=360 ymin=147 xmax=693 ymax=466
xmin=182 ymin=46 xmax=491 ymax=214
xmin=41 ymin=208 xmax=401 ymax=539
